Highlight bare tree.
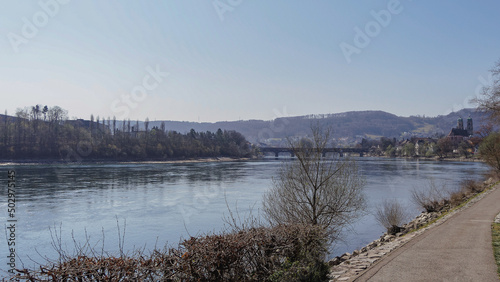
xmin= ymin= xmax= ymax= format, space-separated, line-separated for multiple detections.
xmin=48 ymin=106 xmax=68 ymax=125
xmin=90 ymin=114 xmax=94 ymax=136
xmin=3 ymin=110 xmax=8 ymax=147
xmin=262 ymin=125 xmax=365 ymax=241
xmin=479 ymin=132 xmax=500 ymax=172
xmin=472 ymin=58 xmax=500 ymax=123
xmin=42 ymin=105 xmax=48 ymax=121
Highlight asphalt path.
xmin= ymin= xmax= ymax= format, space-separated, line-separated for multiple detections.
xmin=355 ymin=185 xmax=500 ymax=282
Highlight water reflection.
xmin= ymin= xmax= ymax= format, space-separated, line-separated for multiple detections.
xmin=11 ymin=162 xmax=250 ymax=203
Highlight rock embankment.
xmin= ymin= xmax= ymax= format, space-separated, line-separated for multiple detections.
xmin=328 ymin=182 xmax=498 ymax=282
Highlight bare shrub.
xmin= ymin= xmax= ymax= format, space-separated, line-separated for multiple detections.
xmin=263 ymin=125 xmax=366 ymax=242
xmin=177 ymin=224 xmax=328 ymax=281
xmin=10 ymin=224 xmax=329 ymax=281
xmin=374 ymin=199 xmax=410 ymax=235
xmin=12 ymin=251 xmax=175 ymax=281
xmin=484 ymin=169 xmax=500 ymax=182
xmin=449 ymin=189 xmax=468 ymax=207
xmin=461 ymin=179 xmax=484 ymax=194
xmin=411 ymin=180 xmax=448 ymax=212
xmin=448 ymin=179 xmax=486 ymax=207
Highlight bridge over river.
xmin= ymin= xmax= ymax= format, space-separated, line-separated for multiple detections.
xmin=258 ymin=147 xmax=368 ymax=158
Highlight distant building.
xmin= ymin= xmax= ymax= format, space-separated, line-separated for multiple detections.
xmin=128 ymin=126 xmax=147 ymax=138
xmin=447 ymin=117 xmax=473 ymax=144
xmin=466 ymin=116 xmax=473 ymax=135
xmin=413 ymin=137 xmax=436 ymax=156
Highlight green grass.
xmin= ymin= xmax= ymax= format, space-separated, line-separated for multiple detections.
xmin=492 ymin=222 xmax=500 ymax=278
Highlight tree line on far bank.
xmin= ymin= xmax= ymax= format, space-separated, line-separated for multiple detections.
xmin=0 ymin=106 xmax=255 ymax=160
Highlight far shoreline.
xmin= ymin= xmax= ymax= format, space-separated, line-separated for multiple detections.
xmin=0 ymin=155 xmax=484 ymax=166
xmin=0 ymin=156 xmax=253 ymax=166
xmin=361 ymin=154 xmax=484 ymax=163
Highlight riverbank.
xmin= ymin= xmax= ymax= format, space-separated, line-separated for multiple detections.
xmin=0 ymin=156 xmax=252 ymax=166
xmin=410 ymin=156 xmax=483 ymax=162
xmin=361 ymin=154 xmax=483 ymax=162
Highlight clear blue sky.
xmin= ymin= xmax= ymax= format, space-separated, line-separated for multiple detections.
xmin=1 ymin=0 xmax=499 ymax=122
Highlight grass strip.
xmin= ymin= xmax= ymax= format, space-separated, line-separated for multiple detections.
xmin=492 ymin=222 xmax=500 ymax=278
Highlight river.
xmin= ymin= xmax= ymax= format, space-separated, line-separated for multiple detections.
xmin=0 ymin=157 xmax=489 ymax=274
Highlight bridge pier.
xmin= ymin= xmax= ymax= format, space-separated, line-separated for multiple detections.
xmin=275 ymin=152 xmax=279 ymax=158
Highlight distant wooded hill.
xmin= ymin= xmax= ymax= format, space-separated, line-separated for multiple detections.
xmin=1 ymin=108 xmax=487 ymax=146
xmin=133 ymin=108 xmax=488 ymax=144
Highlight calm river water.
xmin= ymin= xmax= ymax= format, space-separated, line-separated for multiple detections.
xmin=0 ymin=158 xmax=489 ymax=273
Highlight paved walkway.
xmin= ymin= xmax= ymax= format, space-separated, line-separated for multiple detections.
xmin=355 ymin=185 xmax=500 ymax=282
